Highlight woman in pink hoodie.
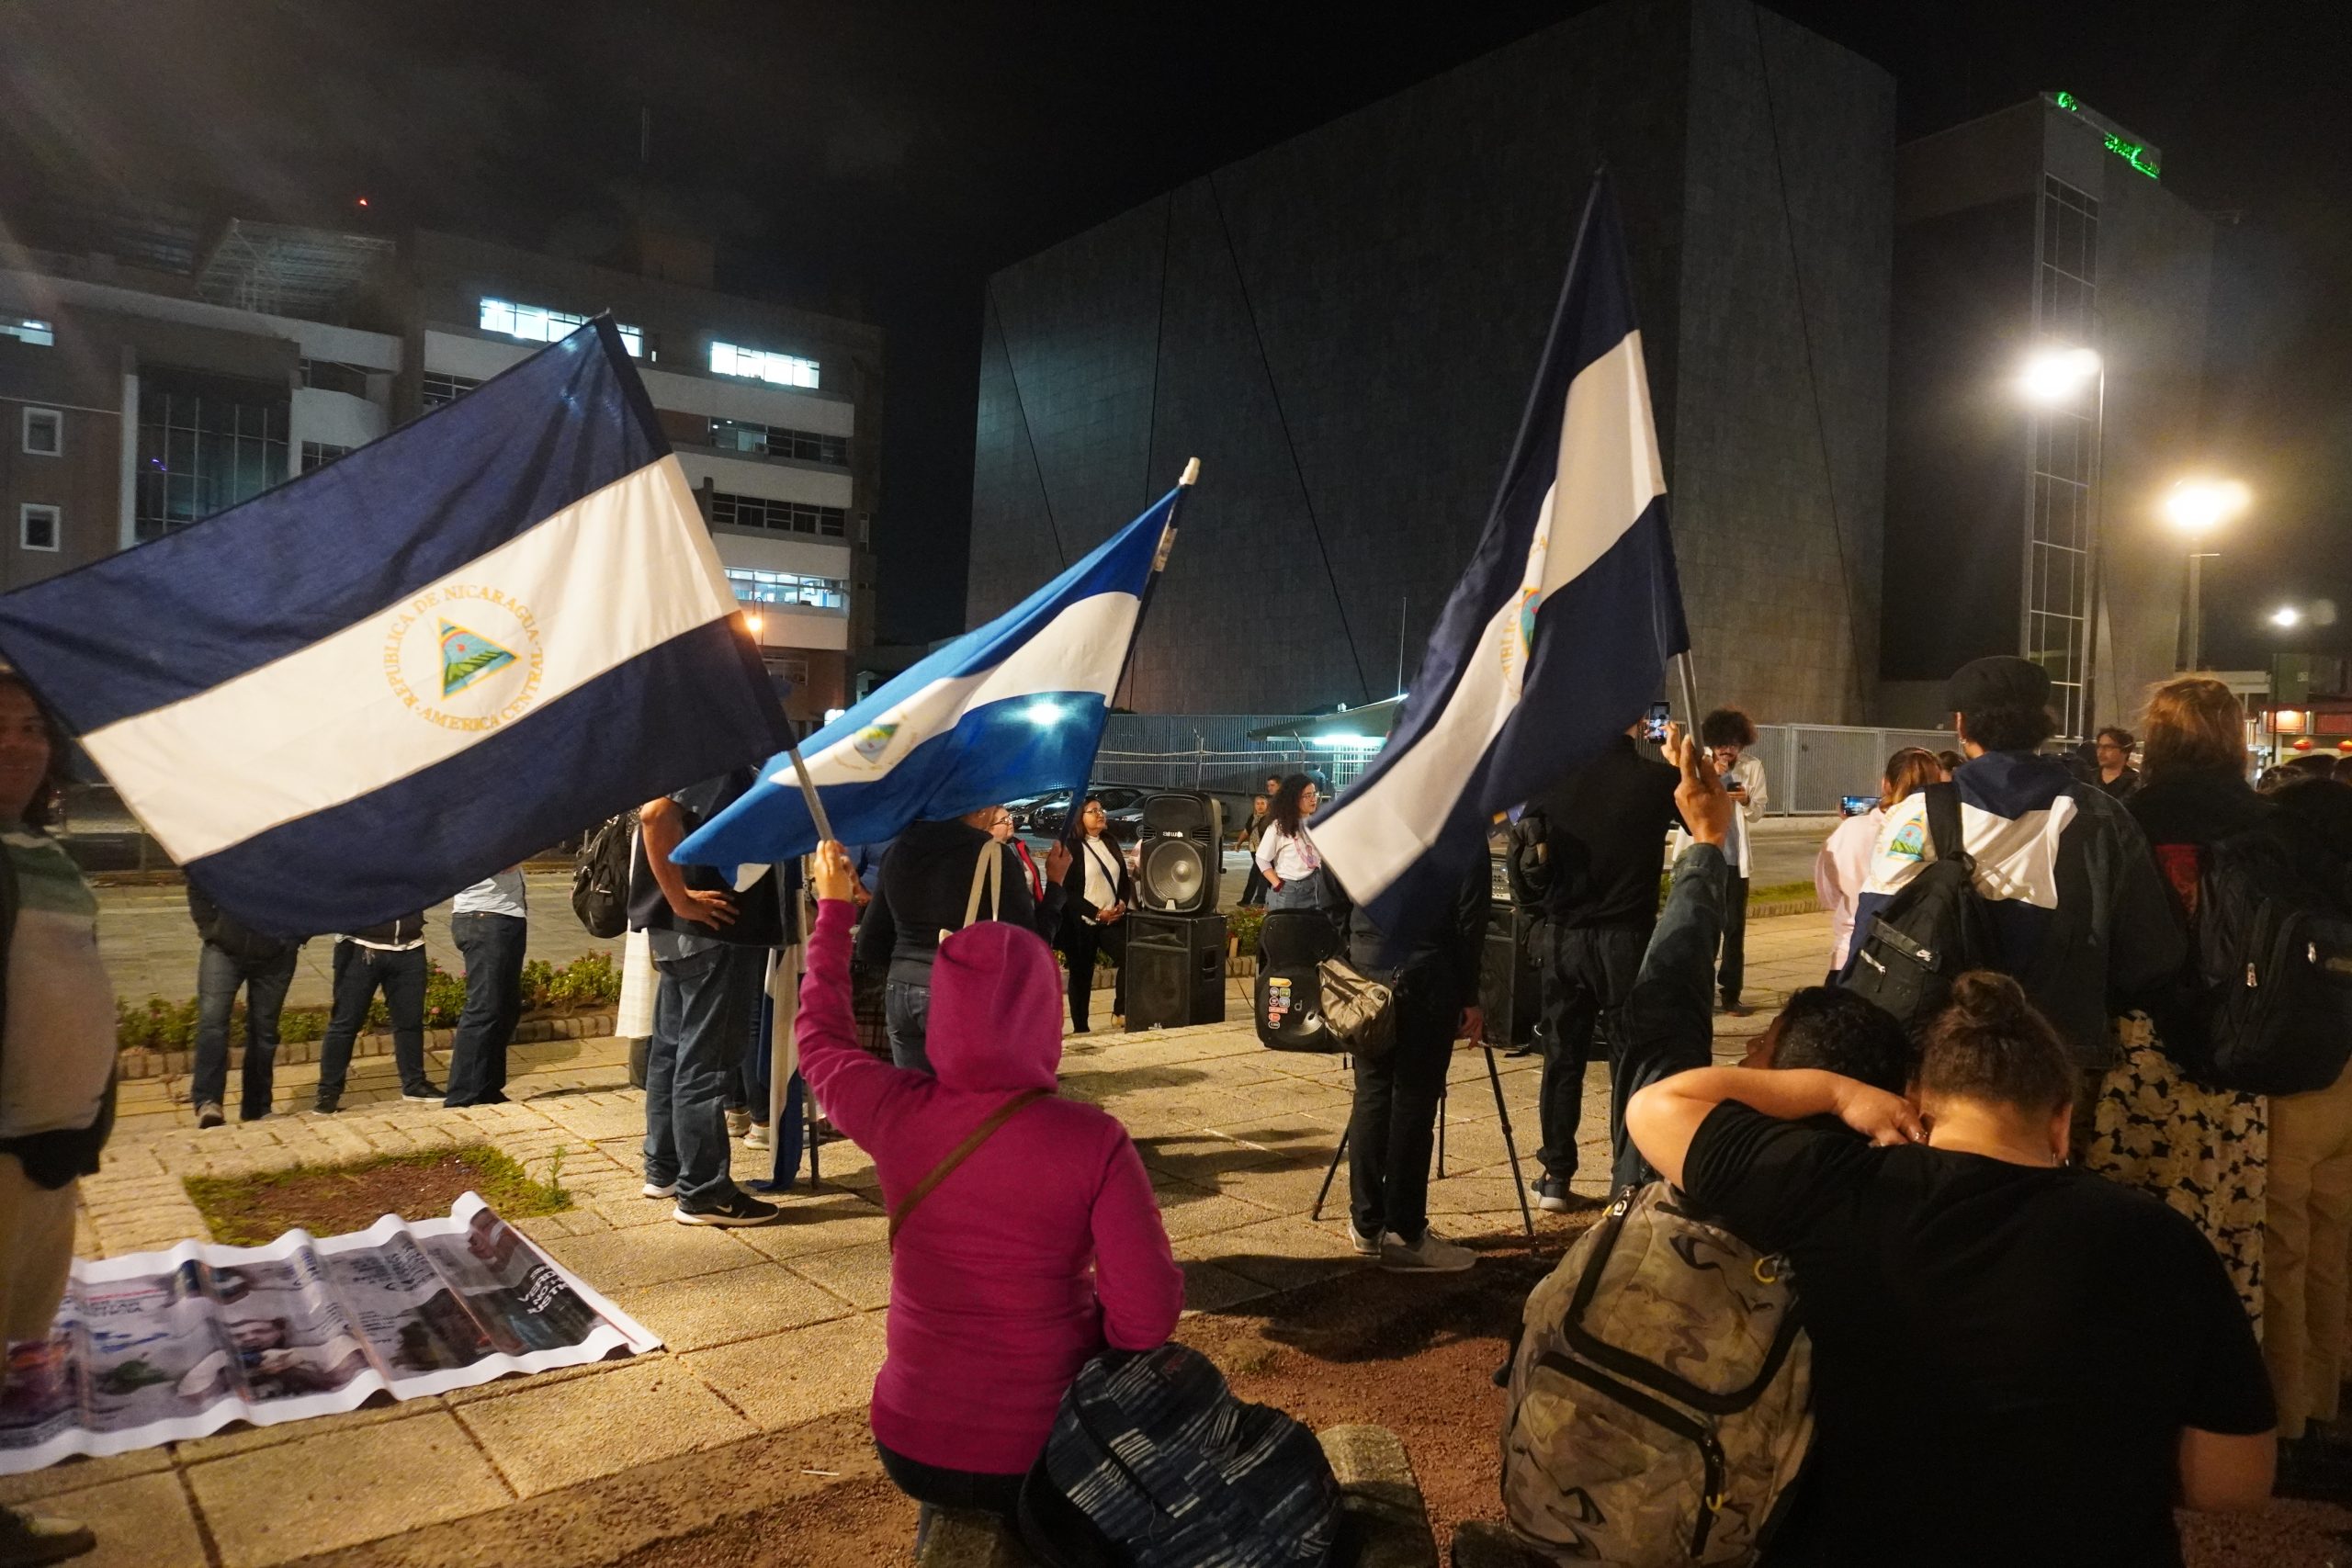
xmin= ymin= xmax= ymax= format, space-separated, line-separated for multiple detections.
xmin=801 ymin=840 xmax=1184 ymax=1530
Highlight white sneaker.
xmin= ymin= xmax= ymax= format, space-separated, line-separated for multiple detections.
xmin=1380 ymin=1227 xmax=1476 ymax=1273
xmin=743 ymin=1122 xmax=771 ymax=1150
xmin=641 ymin=1179 xmax=677 ymax=1199
xmin=1347 ymin=1223 xmax=1381 ymax=1257
xmin=725 ymin=1109 xmax=751 ymax=1139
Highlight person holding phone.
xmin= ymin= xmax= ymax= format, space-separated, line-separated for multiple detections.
xmin=1679 ymin=706 xmax=1767 ymax=1015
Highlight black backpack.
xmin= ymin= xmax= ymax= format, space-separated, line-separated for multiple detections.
xmin=2182 ymin=816 xmax=2352 ymax=1094
xmin=571 ymin=810 xmax=638 ymax=939
xmin=1843 ymin=784 xmax=2000 ymax=1029
xmin=1254 ymin=909 xmax=1341 ymax=1053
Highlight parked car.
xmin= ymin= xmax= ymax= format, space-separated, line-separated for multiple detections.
xmin=1030 ymin=784 xmax=1149 ymax=839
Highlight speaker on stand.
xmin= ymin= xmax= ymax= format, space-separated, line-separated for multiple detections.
xmin=1480 ymin=900 xmax=1543 ymax=1049
xmin=1134 ymin=792 xmax=1225 ymax=914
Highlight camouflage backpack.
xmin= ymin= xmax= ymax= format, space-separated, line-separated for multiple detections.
xmin=1500 ymin=1183 xmax=1814 ymax=1564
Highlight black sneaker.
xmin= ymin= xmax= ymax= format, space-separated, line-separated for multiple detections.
xmin=312 ymin=1093 xmax=341 ymax=1115
xmin=401 ymin=1083 xmax=446 ymax=1102
xmin=195 ymin=1102 xmax=225 ymax=1130
xmin=673 ymin=1190 xmax=781 ymax=1227
xmin=0 ymin=1502 xmax=96 ymax=1565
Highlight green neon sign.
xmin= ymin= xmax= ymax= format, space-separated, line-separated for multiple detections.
xmin=2052 ymin=92 xmax=2162 ymax=180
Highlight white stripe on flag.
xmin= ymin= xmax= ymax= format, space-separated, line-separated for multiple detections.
xmin=1311 ymin=331 xmax=1666 ymax=899
xmin=85 ymin=457 xmax=738 ymax=863
xmin=785 ymin=589 xmax=1142 ymax=787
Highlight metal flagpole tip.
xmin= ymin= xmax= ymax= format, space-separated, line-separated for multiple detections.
xmin=1180 ymin=457 xmax=1201 ymax=487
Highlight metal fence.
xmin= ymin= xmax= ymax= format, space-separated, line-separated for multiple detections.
xmin=1086 ymin=715 xmax=1957 ymax=815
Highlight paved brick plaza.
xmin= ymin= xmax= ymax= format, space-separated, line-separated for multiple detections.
xmin=13 ymin=911 xmax=1835 ymax=1568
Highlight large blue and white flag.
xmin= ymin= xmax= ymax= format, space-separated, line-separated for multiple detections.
xmin=0 ymin=321 xmax=787 ymax=937
xmin=677 ymin=476 xmax=1191 ymax=867
xmin=1312 ymin=174 xmax=1688 ymax=941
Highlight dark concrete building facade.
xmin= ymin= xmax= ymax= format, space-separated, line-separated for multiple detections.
xmin=971 ymin=0 xmax=1894 ymax=723
xmin=1880 ymin=94 xmax=2213 ymax=737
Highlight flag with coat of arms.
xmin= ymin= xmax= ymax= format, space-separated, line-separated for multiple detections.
xmin=0 ymin=320 xmax=790 ymax=938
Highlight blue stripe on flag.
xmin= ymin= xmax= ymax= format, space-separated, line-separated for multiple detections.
xmin=676 ymin=484 xmax=1185 ymax=866
xmin=0 ymin=321 xmax=662 ymax=730
xmin=186 ymin=619 xmax=780 ymax=937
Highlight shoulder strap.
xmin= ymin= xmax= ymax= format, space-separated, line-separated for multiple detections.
xmin=1924 ymin=783 xmax=1972 ymax=873
xmin=962 ymin=842 xmax=1004 ymax=928
xmin=888 ymin=1088 xmax=1050 ymax=1248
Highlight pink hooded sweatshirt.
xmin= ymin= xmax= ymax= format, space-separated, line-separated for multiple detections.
xmin=797 ymin=898 xmax=1184 ymax=1475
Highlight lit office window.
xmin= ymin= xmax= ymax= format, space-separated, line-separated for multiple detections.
xmin=724 ymin=568 xmax=847 ymax=611
xmin=0 ymin=319 xmax=53 ymax=347
xmin=420 ymin=371 xmax=482 ymax=409
xmin=479 ymin=298 xmax=642 ymax=357
xmin=707 ymin=418 xmax=848 ymax=466
xmin=709 ymin=491 xmax=847 ymax=538
xmin=709 ymin=342 xmax=820 ymax=389
xmin=134 ymin=377 xmax=288 ymax=542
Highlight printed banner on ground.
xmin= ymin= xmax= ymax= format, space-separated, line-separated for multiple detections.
xmin=0 ymin=1192 xmax=659 ymax=1472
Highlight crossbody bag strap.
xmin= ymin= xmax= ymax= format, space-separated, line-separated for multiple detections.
xmin=961 ymin=842 xmax=1004 ymax=929
xmin=888 ymin=1088 xmax=1050 ymax=1248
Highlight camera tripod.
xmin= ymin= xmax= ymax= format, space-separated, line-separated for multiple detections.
xmin=1310 ymin=1040 xmax=1537 ymax=1238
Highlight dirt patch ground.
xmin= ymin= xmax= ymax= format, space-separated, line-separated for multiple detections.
xmin=184 ymin=1145 xmax=571 ymax=1245
xmin=592 ymin=1223 xmax=2352 ymax=1566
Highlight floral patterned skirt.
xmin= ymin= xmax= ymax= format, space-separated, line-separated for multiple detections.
xmin=2082 ymin=1012 xmax=2267 ymax=1334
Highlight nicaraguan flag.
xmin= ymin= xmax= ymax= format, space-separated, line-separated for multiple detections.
xmin=1311 ymin=174 xmax=1688 ymax=942
xmin=677 ymin=479 xmax=1189 ymax=866
xmin=0 ymin=321 xmax=788 ymax=937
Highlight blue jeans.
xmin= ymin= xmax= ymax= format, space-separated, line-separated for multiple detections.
xmin=317 ymin=942 xmax=430 ymax=1100
xmin=447 ymin=913 xmax=526 ymax=1106
xmin=646 ymin=945 xmax=763 ymax=1205
xmin=885 ymin=980 xmax=933 ymax=1074
xmin=1265 ymin=868 xmax=1325 ymax=912
xmin=191 ymin=943 xmax=299 ymax=1118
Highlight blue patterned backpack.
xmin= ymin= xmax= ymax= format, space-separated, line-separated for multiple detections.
xmin=1019 ymin=1344 xmax=1339 ymax=1568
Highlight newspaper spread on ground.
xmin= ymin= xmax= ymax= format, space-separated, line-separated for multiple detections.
xmin=0 ymin=1191 xmax=660 ymax=1472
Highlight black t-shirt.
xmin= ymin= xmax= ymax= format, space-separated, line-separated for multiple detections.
xmin=1530 ymin=735 xmax=1680 ymax=929
xmin=1684 ymin=1103 xmax=2273 ymax=1568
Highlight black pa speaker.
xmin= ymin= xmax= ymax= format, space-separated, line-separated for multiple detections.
xmin=1480 ymin=899 xmax=1542 ymax=1047
xmin=1135 ymin=792 xmax=1225 ymax=915
xmin=1125 ymin=911 xmax=1227 ymax=1031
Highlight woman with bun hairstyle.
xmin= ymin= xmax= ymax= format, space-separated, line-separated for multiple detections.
xmin=1627 ymin=972 xmax=2276 ymax=1567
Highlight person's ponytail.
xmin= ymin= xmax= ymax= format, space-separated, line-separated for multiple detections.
xmin=1916 ymin=972 xmax=2075 ymax=1117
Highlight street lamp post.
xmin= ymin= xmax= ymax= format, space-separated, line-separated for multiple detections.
xmin=2163 ymin=478 xmax=2251 ymax=671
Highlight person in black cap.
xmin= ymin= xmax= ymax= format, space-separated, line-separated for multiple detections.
xmin=1842 ymin=655 xmax=2179 ymax=1137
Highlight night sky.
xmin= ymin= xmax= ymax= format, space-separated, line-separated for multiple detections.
xmin=3 ymin=1 xmax=2346 ymax=674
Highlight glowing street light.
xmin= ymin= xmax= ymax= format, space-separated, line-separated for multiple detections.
xmin=741 ymin=611 xmax=763 ymax=637
xmin=2017 ymin=346 xmax=2102 ymax=406
xmin=2164 ymin=478 xmax=2251 ymax=536
xmin=2271 ymin=606 xmax=2303 ymax=629
xmin=2163 ymin=477 xmax=2250 ymax=670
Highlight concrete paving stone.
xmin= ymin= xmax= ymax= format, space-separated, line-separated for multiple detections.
xmin=452 ymin=1355 xmax=755 ymax=1498
xmin=171 ymin=1393 xmax=439 ymax=1463
xmin=0 ymin=1446 xmax=173 ymax=1506
xmin=585 ymin=1194 xmax=676 ymax=1231
xmin=682 ymin=1313 xmax=887 ymax=1431
xmin=540 ymin=1222 xmax=768 ymax=1292
xmin=730 ymin=1190 xmax=891 ymax=1261
xmin=439 ymin=1355 xmax=633 ymax=1407
xmin=33 ymin=1470 xmax=208 ymax=1568
xmin=610 ymin=1261 xmax=856 ymax=1352
xmin=783 ymin=1239 xmax=892 ymax=1312
xmin=1178 ymin=1258 xmax=1275 ymax=1315
xmin=1174 ymin=1217 xmax=1363 ymax=1292
xmin=535 ymin=1103 xmax=650 ymax=1142
xmin=1155 ymin=1187 xmax=1288 ymax=1241
xmin=183 ymin=1407 xmax=511 ymax=1568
